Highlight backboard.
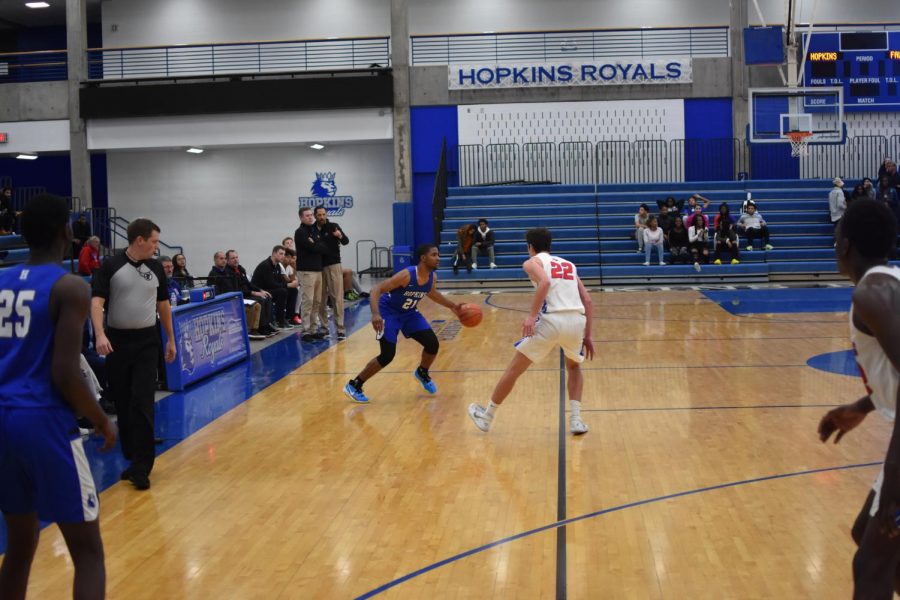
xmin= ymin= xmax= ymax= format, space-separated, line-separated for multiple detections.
xmin=748 ymin=86 xmax=846 ymax=145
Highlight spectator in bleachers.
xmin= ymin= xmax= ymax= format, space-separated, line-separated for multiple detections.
xmin=713 ymin=202 xmax=734 ymax=231
xmin=222 ymin=249 xmax=276 ymax=338
xmin=682 ymin=193 xmax=711 ymax=218
xmin=656 ymin=204 xmax=675 ymax=237
xmin=72 ymin=212 xmax=91 ymax=258
xmin=850 ymin=183 xmax=868 ymax=205
xmin=829 ymin=178 xmax=847 ymax=240
xmin=0 ymin=186 xmax=15 ymax=234
xmin=633 ymin=203 xmax=650 ymax=253
xmin=172 ymin=253 xmax=194 ymax=288
xmin=689 ymin=215 xmax=710 ymax=270
xmin=472 ymin=218 xmax=496 ymax=269
xmin=343 ymin=269 xmax=369 ymax=301
xmin=667 ymin=215 xmax=690 ymax=265
xmin=453 ymin=223 xmax=475 ymax=274
xmin=642 ymin=217 xmax=665 ymax=266
xmin=686 ymin=204 xmax=709 ymax=229
xmin=877 ymin=175 xmax=899 ymax=205
xmin=656 ymin=196 xmax=683 ymax=214
xmin=159 ymin=255 xmax=182 ymax=306
xmin=282 ymin=248 xmax=301 ymax=326
xmin=737 ymin=201 xmax=773 ymax=251
xmin=252 ymin=245 xmax=291 ymax=329
xmin=878 ymin=158 xmax=900 ymax=193
xmin=77 ymin=235 xmax=101 ymax=276
xmin=713 ymin=218 xmax=740 ymax=265
xmin=862 ymin=177 xmax=876 ymax=201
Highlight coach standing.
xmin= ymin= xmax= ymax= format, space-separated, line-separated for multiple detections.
xmin=314 ymin=206 xmax=350 ymax=340
xmin=91 ymin=219 xmax=176 ymax=490
xmin=295 ymin=206 xmax=329 ymax=342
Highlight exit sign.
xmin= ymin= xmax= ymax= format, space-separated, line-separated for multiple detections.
xmin=0 ymin=133 xmax=7 ymax=143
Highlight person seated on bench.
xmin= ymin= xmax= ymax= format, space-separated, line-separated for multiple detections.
xmin=736 ymin=201 xmax=773 ymax=251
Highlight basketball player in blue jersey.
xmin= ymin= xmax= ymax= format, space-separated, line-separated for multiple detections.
xmin=817 ymin=200 xmax=900 ymax=599
xmin=344 ymin=244 xmax=464 ymax=403
xmin=0 ymin=194 xmax=117 ymax=599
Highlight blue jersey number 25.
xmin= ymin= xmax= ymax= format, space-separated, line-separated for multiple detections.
xmin=0 ymin=289 xmax=35 ymax=338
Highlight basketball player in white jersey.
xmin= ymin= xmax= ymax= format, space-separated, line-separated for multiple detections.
xmin=468 ymin=227 xmax=594 ymax=434
xmin=817 ymin=199 xmax=900 ymax=599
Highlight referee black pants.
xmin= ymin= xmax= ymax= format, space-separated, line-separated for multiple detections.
xmin=107 ymin=326 xmax=159 ymax=476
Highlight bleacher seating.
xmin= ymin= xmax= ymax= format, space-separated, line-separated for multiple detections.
xmin=437 ymin=179 xmax=870 ymax=285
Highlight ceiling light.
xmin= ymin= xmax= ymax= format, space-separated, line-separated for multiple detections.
xmin=25 ymin=2 xmax=50 ymax=8
xmin=310 ymin=143 xmax=324 ymax=150
xmin=186 ymin=147 xmax=204 ymax=154
xmin=16 ymin=153 xmax=38 ymax=160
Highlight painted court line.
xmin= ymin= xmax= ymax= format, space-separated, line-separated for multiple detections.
xmin=354 ymin=461 xmax=881 ymax=599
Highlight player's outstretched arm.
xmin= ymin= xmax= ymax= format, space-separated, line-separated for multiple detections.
xmin=426 ymin=275 xmax=463 ymax=315
xmin=576 ymin=276 xmax=595 ymax=360
xmin=51 ymin=275 xmax=117 ymax=451
xmin=854 ymin=274 xmax=900 ymax=536
xmin=368 ymin=268 xmax=411 ymax=332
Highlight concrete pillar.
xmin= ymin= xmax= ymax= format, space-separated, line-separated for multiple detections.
xmin=66 ymin=0 xmax=92 ymax=209
xmin=391 ymin=0 xmax=412 ymax=203
xmin=730 ymin=0 xmax=750 ymax=143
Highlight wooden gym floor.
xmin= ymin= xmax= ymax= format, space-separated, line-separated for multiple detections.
xmin=13 ymin=288 xmax=887 ymax=599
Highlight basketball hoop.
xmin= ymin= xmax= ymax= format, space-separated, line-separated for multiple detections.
xmin=786 ymin=131 xmax=813 ymax=157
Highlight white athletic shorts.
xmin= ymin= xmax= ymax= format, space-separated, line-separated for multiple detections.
xmin=514 ymin=311 xmax=587 ymax=364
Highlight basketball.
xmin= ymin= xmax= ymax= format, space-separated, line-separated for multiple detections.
xmin=458 ymin=303 xmax=483 ymax=327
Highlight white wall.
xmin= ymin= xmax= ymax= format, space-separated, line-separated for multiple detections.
xmin=101 ymin=0 xmax=390 ymax=47
xmin=106 ymin=143 xmax=395 ymax=274
xmin=0 ymin=120 xmax=69 ymax=153
xmin=86 ymin=109 xmax=392 ymax=151
xmin=458 ymin=99 xmax=685 ymax=145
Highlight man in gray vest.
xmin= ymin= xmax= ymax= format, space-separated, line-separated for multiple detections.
xmin=91 ymin=218 xmax=176 ymax=491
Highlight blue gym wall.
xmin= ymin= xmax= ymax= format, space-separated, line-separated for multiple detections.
xmin=683 ymin=98 xmax=736 ymax=181
xmin=0 ymin=154 xmax=109 ymax=209
xmin=408 ymin=105 xmax=459 ymax=250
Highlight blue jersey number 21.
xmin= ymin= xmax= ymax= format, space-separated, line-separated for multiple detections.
xmin=0 ymin=289 xmax=35 ymax=338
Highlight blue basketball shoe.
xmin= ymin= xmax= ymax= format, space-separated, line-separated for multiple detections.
xmin=344 ymin=381 xmax=369 ymax=404
xmin=414 ymin=368 xmax=437 ymax=394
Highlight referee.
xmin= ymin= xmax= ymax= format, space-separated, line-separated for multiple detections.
xmin=91 ymin=218 xmax=176 ymax=490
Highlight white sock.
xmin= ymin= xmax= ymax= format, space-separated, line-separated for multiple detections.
xmin=485 ymin=401 xmax=499 ymax=418
xmin=570 ymin=400 xmax=582 ymax=419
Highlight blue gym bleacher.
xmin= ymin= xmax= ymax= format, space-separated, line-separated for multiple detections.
xmin=436 ymin=179 xmax=878 ymax=285
xmin=0 ymin=234 xmax=79 ymax=272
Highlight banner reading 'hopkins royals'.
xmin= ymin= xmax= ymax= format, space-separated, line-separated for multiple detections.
xmin=448 ymin=58 xmax=692 ymax=90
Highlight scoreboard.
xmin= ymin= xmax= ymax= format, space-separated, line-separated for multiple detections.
xmin=803 ymin=31 xmax=900 ymax=112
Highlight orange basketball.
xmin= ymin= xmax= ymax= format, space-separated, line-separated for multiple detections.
xmin=458 ymin=303 xmax=483 ymax=327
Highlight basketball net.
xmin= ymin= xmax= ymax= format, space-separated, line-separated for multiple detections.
xmin=786 ymin=131 xmax=813 ymax=158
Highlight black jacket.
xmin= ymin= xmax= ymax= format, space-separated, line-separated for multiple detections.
xmin=295 ymin=223 xmax=329 ymax=272
xmin=207 ymin=266 xmax=234 ymax=296
xmin=222 ymin=265 xmax=262 ymax=299
xmin=251 ymin=257 xmax=287 ymax=291
xmin=474 ymin=227 xmax=495 ymax=247
xmin=316 ymin=220 xmax=350 ymax=267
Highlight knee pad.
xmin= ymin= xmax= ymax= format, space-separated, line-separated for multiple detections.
xmin=376 ymin=339 xmax=396 ymax=367
xmin=412 ymin=329 xmax=439 ymax=355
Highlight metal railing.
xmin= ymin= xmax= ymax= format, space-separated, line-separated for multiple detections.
xmin=87 ymin=36 xmax=391 ymax=80
xmin=459 ymin=136 xmax=889 ymax=185
xmin=431 ymin=138 xmax=450 ymax=243
xmin=0 ymin=49 xmax=67 ymax=83
xmin=411 ymin=26 xmax=729 ymax=65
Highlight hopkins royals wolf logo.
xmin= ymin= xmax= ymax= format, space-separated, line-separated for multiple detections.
xmin=310 ymin=172 xmax=338 ymax=198
xmin=298 ymin=172 xmax=354 ymax=216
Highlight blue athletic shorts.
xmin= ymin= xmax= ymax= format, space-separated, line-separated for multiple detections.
xmin=0 ymin=407 xmax=100 ymax=523
xmin=378 ymin=311 xmax=431 ymax=345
